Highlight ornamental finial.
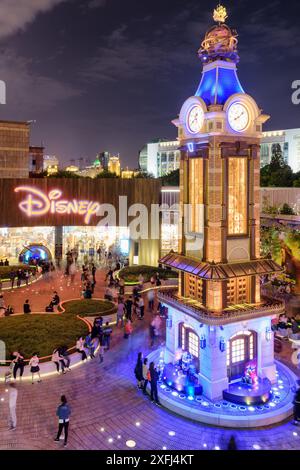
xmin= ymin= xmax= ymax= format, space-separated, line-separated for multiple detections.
xmin=213 ymin=3 xmax=228 ymax=23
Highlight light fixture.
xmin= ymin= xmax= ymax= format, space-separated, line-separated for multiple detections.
xmin=200 ymin=335 xmax=206 ymax=349
xmin=265 ymin=327 xmax=272 ymax=342
xmin=219 ymin=337 xmax=226 ymax=352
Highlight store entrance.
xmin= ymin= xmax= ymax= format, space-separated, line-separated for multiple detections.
xmin=63 ymin=226 xmax=130 ymax=266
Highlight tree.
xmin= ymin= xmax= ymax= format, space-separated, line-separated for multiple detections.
xmin=48 ymin=170 xmax=80 ymax=178
xmin=260 ymin=144 xmax=294 ymax=187
xmin=96 ymin=170 xmax=119 ymax=178
xmin=161 ymin=169 xmax=180 ymax=186
xmin=134 ymin=171 xmax=154 ymax=179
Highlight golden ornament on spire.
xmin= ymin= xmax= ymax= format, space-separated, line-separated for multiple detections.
xmin=213 ymin=3 xmax=228 ymax=23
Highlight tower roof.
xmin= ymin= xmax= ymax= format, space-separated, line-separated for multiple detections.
xmin=195 ymin=4 xmax=244 ymax=106
xmin=199 ymin=4 xmax=239 ymax=65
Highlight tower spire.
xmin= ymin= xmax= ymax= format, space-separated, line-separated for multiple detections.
xmin=213 ymin=3 xmax=228 ymax=24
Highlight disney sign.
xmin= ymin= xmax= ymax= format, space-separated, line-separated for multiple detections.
xmin=14 ymin=186 xmax=101 ymax=224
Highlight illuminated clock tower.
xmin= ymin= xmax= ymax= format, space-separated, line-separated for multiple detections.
xmin=159 ymin=5 xmax=284 ymax=400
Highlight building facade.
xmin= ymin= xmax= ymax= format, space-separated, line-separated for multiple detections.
xmin=159 ymin=6 xmax=284 ymax=401
xmin=260 ymin=129 xmax=300 ymax=172
xmin=108 ymin=155 xmax=121 ymax=176
xmin=139 ymin=139 xmax=180 ymax=178
xmin=0 ymin=120 xmax=30 ymax=178
xmin=29 ymin=146 xmax=44 ymax=173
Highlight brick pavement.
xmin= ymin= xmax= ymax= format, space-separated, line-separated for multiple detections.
xmin=0 ymin=270 xmax=299 ymax=450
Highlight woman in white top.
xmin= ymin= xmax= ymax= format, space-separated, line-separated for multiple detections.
xmin=29 ymin=353 xmax=41 ymax=384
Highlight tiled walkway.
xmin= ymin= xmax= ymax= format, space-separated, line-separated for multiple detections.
xmin=0 ymin=270 xmax=299 ymax=450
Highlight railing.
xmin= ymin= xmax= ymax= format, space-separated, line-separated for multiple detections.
xmin=158 ymin=289 xmax=285 ymax=324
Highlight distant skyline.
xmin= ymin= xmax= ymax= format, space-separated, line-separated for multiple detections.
xmin=0 ymin=0 xmax=300 ymax=167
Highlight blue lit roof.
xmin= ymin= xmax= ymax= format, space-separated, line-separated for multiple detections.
xmin=195 ymin=64 xmax=245 ymax=106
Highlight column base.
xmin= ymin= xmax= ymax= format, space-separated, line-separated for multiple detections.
xmin=198 ymin=373 xmax=229 ymax=401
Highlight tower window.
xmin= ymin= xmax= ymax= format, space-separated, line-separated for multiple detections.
xmin=228 ymin=157 xmax=248 ymax=235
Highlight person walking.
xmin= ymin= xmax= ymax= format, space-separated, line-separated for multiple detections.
xmin=134 ymin=352 xmax=144 ymax=389
xmin=138 ymin=296 xmax=145 ymax=320
xmin=116 ymin=299 xmax=125 ymax=327
xmin=142 ymin=358 xmax=149 ymax=395
xmin=13 ymin=352 xmax=25 ymax=380
xmin=8 ymin=383 xmax=18 ymax=430
xmin=76 ymin=337 xmax=87 ymax=361
xmin=29 ymin=353 xmax=41 ymax=384
xmin=54 ymin=395 xmax=71 ymax=447
xmin=124 ymin=319 xmax=133 ymax=339
xmin=103 ymin=322 xmax=112 ymax=350
xmin=23 ymin=299 xmax=31 ymax=315
xmin=125 ymin=296 xmax=133 ymax=322
xmin=147 ymin=289 xmax=155 ymax=312
xmin=149 ymin=362 xmax=160 ymax=406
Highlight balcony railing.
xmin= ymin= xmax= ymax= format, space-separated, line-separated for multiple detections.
xmin=158 ymin=289 xmax=285 ymax=325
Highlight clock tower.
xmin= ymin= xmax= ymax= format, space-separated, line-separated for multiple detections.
xmin=159 ymin=5 xmax=284 ymax=401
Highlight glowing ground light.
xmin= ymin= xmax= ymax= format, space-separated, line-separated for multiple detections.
xmin=293 ymin=432 xmax=298 ymax=437
xmin=100 ymin=428 xmax=105 ymax=432
xmin=117 ymin=435 xmax=121 ymax=439
xmin=188 ymin=396 xmax=194 ymax=401
xmin=0 ymin=398 xmax=4 ymax=402
xmin=203 ymin=443 xmax=207 ymax=448
xmin=162 ymin=446 xmax=167 ymax=450
xmin=135 ymin=422 xmax=141 ymax=427
xmin=248 ymin=406 xmax=255 ymax=412
xmin=126 ymin=440 xmax=136 ymax=448
xmin=172 ymin=391 xmax=178 ymax=397
xmin=253 ymin=444 xmax=261 ymax=450
xmin=202 ymin=401 xmax=209 ymax=407
xmin=168 ymin=431 xmax=176 ymax=436
xmin=108 ymin=438 xmax=113 ymax=443
xmin=269 ymin=402 xmax=276 ymax=408
xmin=214 ymin=446 xmax=220 ymax=450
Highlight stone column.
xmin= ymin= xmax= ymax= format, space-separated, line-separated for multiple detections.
xmin=198 ymin=325 xmax=229 ymax=400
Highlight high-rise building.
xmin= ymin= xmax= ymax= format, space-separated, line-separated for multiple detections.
xmin=0 ymin=120 xmax=30 ymax=178
xmin=158 ymin=5 xmax=284 ymax=407
xmin=138 ymin=139 xmax=180 ymax=177
xmin=261 ymin=129 xmax=300 ymax=172
xmin=108 ymin=155 xmax=121 ymax=176
xmin=95 ymin=151 xmax=110 ymax=170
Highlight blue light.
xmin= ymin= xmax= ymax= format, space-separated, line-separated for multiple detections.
xmin=187 ymin=142 xmax=195 ymax=152
xmin=195 ymin=65 xmax=245 ymax=106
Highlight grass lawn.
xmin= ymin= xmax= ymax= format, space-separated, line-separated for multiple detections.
xmin=119 ymin=265 xmax=178 ymax=284
xmin=61 ymin=299 xmax=116 ymax=317
xmin=0 ymin=299 xmax=116 ymax=361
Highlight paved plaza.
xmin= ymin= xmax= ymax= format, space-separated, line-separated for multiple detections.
xmin=0 ymin=271 xmax=299 ymax=451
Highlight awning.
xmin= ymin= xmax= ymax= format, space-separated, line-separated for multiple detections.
xmin=159 ymin=252 xmax=283 ymax=281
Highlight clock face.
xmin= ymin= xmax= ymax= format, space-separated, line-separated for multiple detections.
xmin=228 ymin=103 xmax=250 ymax=132
xmin=187 ymin=105 xmax=204 ymax=134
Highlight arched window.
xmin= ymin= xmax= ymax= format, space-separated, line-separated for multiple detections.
xmin=227 ymin=330 xmax=257 ymax=382
xmin=179 ymin=323 xmax=200 ymax=368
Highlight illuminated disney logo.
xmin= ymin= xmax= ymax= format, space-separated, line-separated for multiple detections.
xmin=14 ymin=186 xmax=101 ymax=224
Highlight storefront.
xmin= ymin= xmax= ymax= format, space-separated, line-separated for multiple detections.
xmin=0 ymin=178 xmax=161 ymax=266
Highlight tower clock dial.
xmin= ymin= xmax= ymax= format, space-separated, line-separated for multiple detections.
xmin=228 ymin=102 xmax=250 ymax=132
xmin=187 ymin=105 xmax=204 ymax=134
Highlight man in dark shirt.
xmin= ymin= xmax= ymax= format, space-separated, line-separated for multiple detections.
xmin=125 ymin=296 xmax=133 ymax=321
xmin=23 ymin=300 xmax=31 ymax=314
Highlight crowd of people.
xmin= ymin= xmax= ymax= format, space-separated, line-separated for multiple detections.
xmin=134 ymin=352 xmax=161 ymax=406
xmin=273 ymin=313 xmax=300 ymax=339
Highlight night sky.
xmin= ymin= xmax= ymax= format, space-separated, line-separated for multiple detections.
xmin=0 ymin=0 xmax=299 ymax=168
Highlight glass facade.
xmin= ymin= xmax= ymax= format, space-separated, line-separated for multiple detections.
xmin=0 ymin=227 xmax=55 ymax=263
xmin=228 ymin=157 xmax=248 ymax=235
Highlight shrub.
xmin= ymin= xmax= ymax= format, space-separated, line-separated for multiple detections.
xmin=119 ymin=265 xmax=178 ymax=283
